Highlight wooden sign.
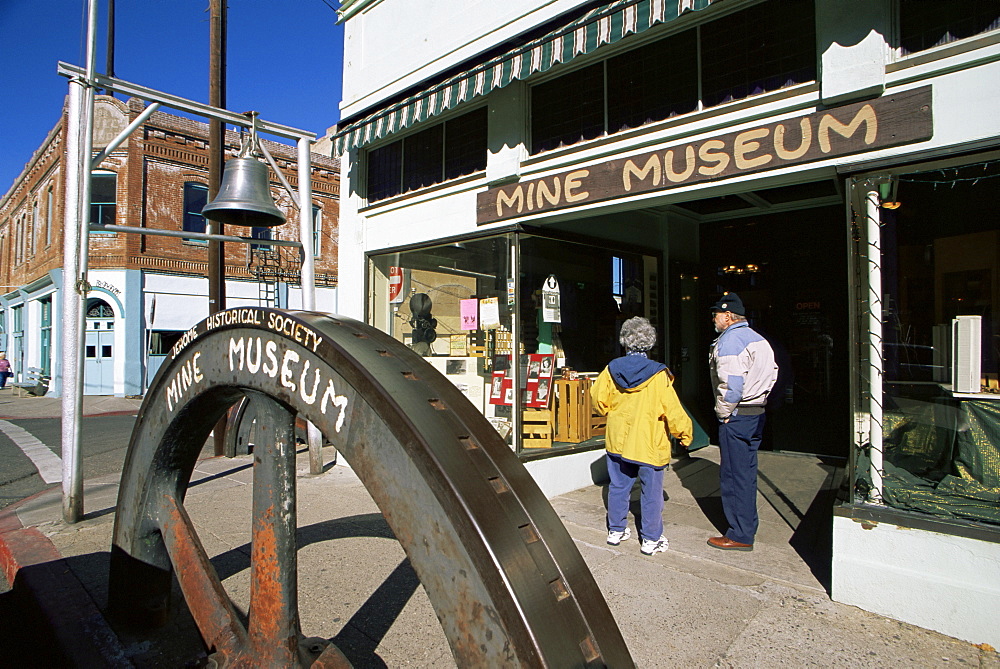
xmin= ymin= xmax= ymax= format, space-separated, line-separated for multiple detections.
xmin=477 ymin=87 xmax=933 ymax=224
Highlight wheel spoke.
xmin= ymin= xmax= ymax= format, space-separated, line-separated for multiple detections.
xmin=158 ymin=492 xmax=248 ymax=658
xmin=245 ymin=392 xmax=302 ymax=664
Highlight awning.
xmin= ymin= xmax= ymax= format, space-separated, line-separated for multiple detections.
xmin=334 ymin=0 xmax=719 ymax=154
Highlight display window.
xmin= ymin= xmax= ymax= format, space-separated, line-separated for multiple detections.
xmin=368 ymin=232 xmax=659 ymax=455
xmin=852 ymin=154 xmax=1000 ymax=526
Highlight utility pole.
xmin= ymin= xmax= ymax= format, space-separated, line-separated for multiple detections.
xmin=209 ymin=0 xmax=227 ymax=455
xmin=106 ymin=0 xmax=115 ymax=86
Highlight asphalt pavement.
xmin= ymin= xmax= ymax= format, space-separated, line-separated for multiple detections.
xmin=0 ymin=389 xmax=997 ymax=667
xmin=0 ymin=388 xmax=142 ymax=510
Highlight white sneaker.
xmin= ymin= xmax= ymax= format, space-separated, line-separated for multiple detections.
xmin=606 ymin=527 xmax=631 ymax=545
xmin=640 ymin=536 xmax=669 ymax=555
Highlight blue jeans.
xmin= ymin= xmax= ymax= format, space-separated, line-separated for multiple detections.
xmin=718 ymin=413 xmax=765 ymax=545
xmin=606 ymin=453 xmax=665 ymax=542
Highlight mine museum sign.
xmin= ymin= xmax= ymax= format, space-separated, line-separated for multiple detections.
xmin=477 ymin=86 xmax=933 ymax=224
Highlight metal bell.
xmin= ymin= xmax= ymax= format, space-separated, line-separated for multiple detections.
xmin=202 ymin=157 xmax=286 ymax=227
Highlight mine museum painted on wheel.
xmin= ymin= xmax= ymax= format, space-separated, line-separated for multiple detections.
xmin=330 ymin=0 xmax=1000 ymax=650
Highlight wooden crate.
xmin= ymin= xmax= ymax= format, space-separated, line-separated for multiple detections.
xmin=522 ymin=409 xmax=553 ymax=448
xmin=589 ymin=409 xmax=607 ymax=438
xmin=553 ymin=379 xmax=589 ymax=442
xmin=554 ymin=377 xmax=608 ymax=442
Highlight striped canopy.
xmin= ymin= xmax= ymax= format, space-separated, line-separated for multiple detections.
xmin=334 ymin=0 xmax=719 ymax=154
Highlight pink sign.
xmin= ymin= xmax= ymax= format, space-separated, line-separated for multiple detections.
xmin=460 ymin=299 xmax=478 ymax=331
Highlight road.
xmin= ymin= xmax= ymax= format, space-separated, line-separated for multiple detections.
xmin=0 ymin=415 xmax=139 ymax=510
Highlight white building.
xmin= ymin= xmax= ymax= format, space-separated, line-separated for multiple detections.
xmin=332 ymin=0 xmax=1000 ymax=646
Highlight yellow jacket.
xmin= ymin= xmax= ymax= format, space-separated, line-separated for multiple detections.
xmin=591 ymin=367 xmax=693 ymax=468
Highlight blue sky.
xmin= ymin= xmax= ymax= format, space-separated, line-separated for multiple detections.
xmin=0 ymin=0 xmax=344 ymax=192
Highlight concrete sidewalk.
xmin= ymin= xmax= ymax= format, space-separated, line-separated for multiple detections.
xmin=2 ymin=441 xmax=997 ymax=668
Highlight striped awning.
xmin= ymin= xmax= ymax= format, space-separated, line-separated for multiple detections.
xmin=334 ymin=0 xmax=719 ymax=154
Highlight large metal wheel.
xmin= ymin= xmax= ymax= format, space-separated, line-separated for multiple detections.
xmin=108 ymin=309 xmax=633 ymax=667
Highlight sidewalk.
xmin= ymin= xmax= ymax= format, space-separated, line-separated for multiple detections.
xmin=1 ymin=438 xmax=998 ymax=666
xmin=0 ymin=388 xmax=144 ymax=419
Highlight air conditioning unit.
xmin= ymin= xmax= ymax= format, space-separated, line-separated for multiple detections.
xmin=952 ymin=315 xmax=981 ymax=393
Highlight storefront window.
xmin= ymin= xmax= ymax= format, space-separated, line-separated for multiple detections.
xmin=855 ymin=157 xmax=1000 ymax=526
xmin=369 ymin=233 xmax=658 ymax=456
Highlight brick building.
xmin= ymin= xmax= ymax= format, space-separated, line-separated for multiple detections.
xmin=0 ymin=94 xmax=339 ymax=396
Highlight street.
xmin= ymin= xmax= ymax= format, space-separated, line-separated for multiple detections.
xmin=0 ymin=414 xmax=138 ymax=510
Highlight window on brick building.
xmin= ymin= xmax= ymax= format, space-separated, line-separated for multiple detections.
xmin=90 ymin=171 xmax=117 ymax=235
xmin=31 ymin=200 xmax=38 ymax=256
xmin=183 ymin=181 xmax=209 ymax=243
xmin=46 ymin=187 xmax=53 ymax=246
xmin=250 ymin=226 xmax=271 ymax=252
xmin=312 ymin=205 xmax=322 ymax=258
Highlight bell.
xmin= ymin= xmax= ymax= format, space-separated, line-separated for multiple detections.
xmin=202 ymin=157 xmax=286 ymax=227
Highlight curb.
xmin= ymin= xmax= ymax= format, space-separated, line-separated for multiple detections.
xmin=0 ymin=409 xmax=140 ymax=421
xmin=0 ymin=498 xmax=133 ymax=667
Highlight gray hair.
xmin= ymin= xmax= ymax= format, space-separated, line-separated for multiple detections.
xmin=619 ymin=316 xmax=656 ymax=352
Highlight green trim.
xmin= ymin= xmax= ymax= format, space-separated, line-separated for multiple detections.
xmin=335 ymin=0 xmax=720 ymax=154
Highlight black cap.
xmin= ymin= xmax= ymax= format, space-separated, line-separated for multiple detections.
xmin=711 ymin=292 xmax=745 ymax=316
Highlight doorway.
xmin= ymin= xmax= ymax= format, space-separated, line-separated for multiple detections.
xmin=674 ymin=202 xmax=850 ymax=457
xmin=85 ymin=298 xmax=115 ymax=395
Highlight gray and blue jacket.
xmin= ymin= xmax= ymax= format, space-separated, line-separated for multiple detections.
xmin=709 ymin=321 xmax=778 ymax=420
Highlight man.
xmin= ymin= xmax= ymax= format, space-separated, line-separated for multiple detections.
xmin=708 ymin=292 xmax=778 ymax=551
xmin=592 ymin=317 xmax=693 ymax=556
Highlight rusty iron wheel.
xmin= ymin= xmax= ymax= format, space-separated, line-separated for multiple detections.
xmin=109 ymin=309 xmax=633 ymax=667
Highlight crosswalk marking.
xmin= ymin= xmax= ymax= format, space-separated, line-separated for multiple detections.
xmin=0 ymin=419 xmax=62 ymax=483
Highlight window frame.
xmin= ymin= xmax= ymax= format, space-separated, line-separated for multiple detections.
xmin=89 ymin=170 xmax=117 ymax=235
xmin=182 ymin=181 xmax=210 ymax=244
xmin=312 ymin=204 xmax=322 ymax=258
xmin=529 ymin=0 xmax=817 ymax=156
xmin=364 ymin=105 xmax=489 ymax=204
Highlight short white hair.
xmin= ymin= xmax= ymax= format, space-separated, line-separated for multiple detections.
xmin=619 ymin=317 xmax=656 ymax=352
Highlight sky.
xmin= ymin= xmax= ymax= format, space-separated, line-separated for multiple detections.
xmin=0 ymin=0 xmax=344 ymax=192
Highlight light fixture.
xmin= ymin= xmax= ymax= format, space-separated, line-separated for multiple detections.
xmin=879 ymin=177 xmax=902 ymax=210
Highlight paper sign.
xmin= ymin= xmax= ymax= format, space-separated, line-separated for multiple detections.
xmin=542 ymin=275 xmax=561 ymax=323
xmin=480 ymin=297 xmax=500 ymax=330
xmin=459 ymin=299 xmax=478 ymax=330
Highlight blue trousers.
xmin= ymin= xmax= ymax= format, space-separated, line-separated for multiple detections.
xmin=718 ymin=413 xmax=765 ymax=545
xmin=606 ymin=453 xmax=665 ymax=542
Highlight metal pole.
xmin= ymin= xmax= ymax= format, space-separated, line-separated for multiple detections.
xmin=105 ymin=0 xmax=115 ymax=86
xmin=297 ymin=137 xmax=324 ymax=472
xmin=209 ymin=0 xmax=227 ymax=456
xmin=60 ymin=81 xmax=85 ymax=523
xmin=57 ymin=62 xmax=315 ymax=141
xmin=865 ymin=188 xmax=884 ymax=503
xmin=298 ymin=137 xmax=316 ymax=311
xmin=61 ymin=0 xmax=100 ymax=523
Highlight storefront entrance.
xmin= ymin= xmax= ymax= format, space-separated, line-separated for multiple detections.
xmin=685 ymin=204 xmax=851 ymax=457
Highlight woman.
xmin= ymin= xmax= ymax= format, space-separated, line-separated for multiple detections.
xmin=0 ymin=353 xmax=11 ymax=390
xmin=591 ymin=317 xmax=693 ymax=555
